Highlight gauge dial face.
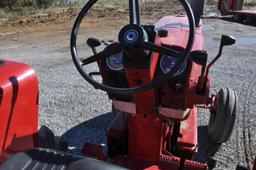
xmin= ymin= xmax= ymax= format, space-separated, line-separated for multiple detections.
xmin=106 ymin=53 xmax=124 ymax=71
xmin=160 ymin=55 xmax=186 ymax=76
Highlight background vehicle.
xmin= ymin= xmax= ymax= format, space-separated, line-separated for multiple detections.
xmin=218 ymin=0 xmax=256 ymax=25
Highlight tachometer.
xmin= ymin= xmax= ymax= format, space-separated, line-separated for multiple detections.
xmin=160 ymin=55 xmax=186 ymax=76
xmin=106 ymin=53 xmax=124 ymax=71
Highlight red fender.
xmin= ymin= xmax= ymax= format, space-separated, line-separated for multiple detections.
xmin=0 ymin=60 xmax=38 ymax=162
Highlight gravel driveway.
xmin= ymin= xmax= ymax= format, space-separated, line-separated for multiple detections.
xmin=0 ymin=17 xmax=255 ymax=169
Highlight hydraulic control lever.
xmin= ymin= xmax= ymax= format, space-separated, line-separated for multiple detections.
xmin=205 ymin=35 xmax=236 ymax=79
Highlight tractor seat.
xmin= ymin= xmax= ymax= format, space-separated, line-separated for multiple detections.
xmin=0 ymin=148 xmax=127 ymax=170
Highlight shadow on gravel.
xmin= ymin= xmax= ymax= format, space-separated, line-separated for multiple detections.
xmin=60 ymin=115 xmax=221 ymax=164
xmin=61 ymin=112 xmax=114 ymax=153
xmin=221 ymin=17 xmax=256 ymax=27
xmin=194 ymin=125 xmax=221 ymax=165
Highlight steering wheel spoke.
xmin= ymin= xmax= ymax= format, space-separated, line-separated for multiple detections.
xmin=82 ymin=43 xmax=122 ymax=66
xmin=143 ymin=42 xmax=181 ymax=57
xmin=82 ymin=51 xmax=106 ymax=66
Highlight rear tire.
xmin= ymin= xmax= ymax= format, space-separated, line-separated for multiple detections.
xmin=208 ymin=88 xmax=238 ymax=143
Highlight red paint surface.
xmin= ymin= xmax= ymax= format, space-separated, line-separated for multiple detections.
xmin=0 ymin=60 xmax=38 ymax=162
xmin=155 ymin=16 xmax=210 ymax=110
xmin=118 ymin=16 xmax=209 ymax=169
xmin=155 ymin=16 xmax=206 ymax=51
xmin=178 ymin=107 xmax=198 ymax=152
xmin=125 ymin=68 xmax=156 ymax=115
xmin=128 ymin=114 xmax=164 ymax=161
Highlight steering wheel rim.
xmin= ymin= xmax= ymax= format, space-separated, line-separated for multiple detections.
xmin=70 ymin=0 xmax=195 ymax=95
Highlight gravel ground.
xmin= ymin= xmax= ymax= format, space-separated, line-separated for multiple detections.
xmin=0 ymin=16 xmax=255 ymax=169
xmin=197 ymin=19 xmax=256 ymax=169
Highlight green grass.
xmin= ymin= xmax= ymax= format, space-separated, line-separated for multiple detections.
xmin=245 ymin=0 xmax=256 ymax=6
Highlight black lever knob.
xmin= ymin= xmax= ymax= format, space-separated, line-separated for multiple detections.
xmin=220 ymin=35 xmax=236 ymax=47
xmin=87 ymin=38 xmax=101 ymax=48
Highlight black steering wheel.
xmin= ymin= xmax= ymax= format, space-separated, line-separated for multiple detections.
xmin=71 ymin=0 xmax=195 ymax=95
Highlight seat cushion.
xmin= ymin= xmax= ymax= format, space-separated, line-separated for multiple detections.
xmin=0 ymin=148 xmax=127 ymax=170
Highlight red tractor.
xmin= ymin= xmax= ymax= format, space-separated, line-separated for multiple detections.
xmin=0 ymin=0 xmax=239 ymax=169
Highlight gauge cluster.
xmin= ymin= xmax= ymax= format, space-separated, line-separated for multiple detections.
xmin=160 ymin=55 xmax=187 ymax=76
xmin=105 ymin=52 xmax=187 ymax=77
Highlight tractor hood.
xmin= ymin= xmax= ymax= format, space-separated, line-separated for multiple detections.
xmin=155 ymin=16 xmax=206 ymax=51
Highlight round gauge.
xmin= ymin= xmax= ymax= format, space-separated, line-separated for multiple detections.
xmin=160 ymin=55 xmax=186 ymax=76
xmin=106 ymin=53 xmax=124 ymax=71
